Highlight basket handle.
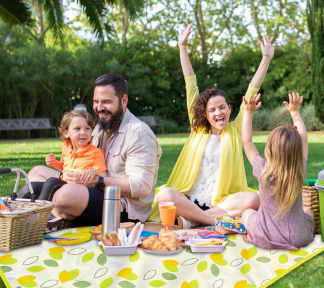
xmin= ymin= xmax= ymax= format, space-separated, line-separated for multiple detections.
xmin=1 ymin=168 xmax=36 ymax=202
xmin=0 ymin=169 xmax=12 ymax=174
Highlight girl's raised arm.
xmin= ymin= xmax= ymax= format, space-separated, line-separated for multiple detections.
xmin=242 ymin=94 xmax=262 ymax=165
xmin=283 ymin=92 xmax=308 ymax=160
xmin=179 ymin=23 xmax=195 ymax=78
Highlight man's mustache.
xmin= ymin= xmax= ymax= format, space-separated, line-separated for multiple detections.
xmin=96 ymin=110 xmax=111 ymax=116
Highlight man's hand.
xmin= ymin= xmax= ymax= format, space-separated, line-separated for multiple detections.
xmin=45 ymin=153 xmax=56 ymax=166
xmin=178 ymin=23 xmax=193 ymax=47
xmin=79 ymin=169 xmax=99 ymax=184
xmin=243 ymin=94 xmax=262 ymax=113
xmin=283 ymin=92 xmax=303 ymax=114
xmin=258 ymin=35 xmax=274 ymax=60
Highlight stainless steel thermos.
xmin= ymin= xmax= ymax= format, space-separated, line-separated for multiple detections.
xmin=102 ymin=186 xmax=121 ymax=235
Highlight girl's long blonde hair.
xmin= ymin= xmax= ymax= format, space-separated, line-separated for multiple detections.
xmin=262 ymin=126 xmax=304 ymax=218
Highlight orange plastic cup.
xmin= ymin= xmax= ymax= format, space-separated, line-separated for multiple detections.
xmin=0 ymin=203 xmax=10 ymax=211
xmin=160 ymin=205 xmax=176 ymax=229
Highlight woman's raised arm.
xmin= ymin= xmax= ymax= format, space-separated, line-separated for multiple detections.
xmin=179 ymin=23 xmax=195 ymax=78
xmin=250 ymin=35 xmax=275 ymax=89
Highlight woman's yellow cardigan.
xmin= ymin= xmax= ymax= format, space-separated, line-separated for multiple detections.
xmin=147 ymin=75 xmax=259 ymax=222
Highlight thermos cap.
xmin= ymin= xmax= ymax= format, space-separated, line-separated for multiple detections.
xmin=104 ymin=186 xmax=121 ymax=200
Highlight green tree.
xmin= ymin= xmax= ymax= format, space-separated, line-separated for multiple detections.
xmin=0 ymin=0 xmax=144 ymax=40
xmin=307 ymin=0 xmax=324 ymax=122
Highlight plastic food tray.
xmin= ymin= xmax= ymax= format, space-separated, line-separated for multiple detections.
xmin=188 ymin=239 xmax=227 ymax=253
xmin=98 ymin=241 xmax=138 ymax=255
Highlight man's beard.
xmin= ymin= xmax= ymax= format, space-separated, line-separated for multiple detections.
xmin=96 ymin=102 xmax=124 ymax=131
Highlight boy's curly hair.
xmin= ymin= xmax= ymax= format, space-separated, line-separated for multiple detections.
xmin=190 ymin=88 xmax=230 ymax=133
xmin=59 ymin=110 xmax=94 ymax=143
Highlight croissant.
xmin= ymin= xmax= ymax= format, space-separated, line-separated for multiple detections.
xmin=141 ymin=235 xmax=168 ymax=251
xmin=159 ymin=230 xmax=178 ymax=251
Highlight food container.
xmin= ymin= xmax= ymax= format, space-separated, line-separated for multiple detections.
xmin=188 ymin=239 xmax=227 ymax=253
xmin=91 ymin=222 xmax=135 ymax=240
xmin=98 ymin=241 xmax=138 ymax=255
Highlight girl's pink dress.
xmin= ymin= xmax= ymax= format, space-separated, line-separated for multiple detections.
xmin=246 ymin=155 xmax=315 ymax=250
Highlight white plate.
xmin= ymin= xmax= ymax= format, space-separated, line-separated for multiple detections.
xmin=143 ymin=247 xmax=182 ymax=255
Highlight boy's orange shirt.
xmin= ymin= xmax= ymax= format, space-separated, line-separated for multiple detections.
xmin=60 ymin=141 xmax=107 ymax=182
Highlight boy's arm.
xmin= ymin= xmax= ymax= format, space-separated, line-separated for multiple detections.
xmin=46 ymin=153 xmax=63 ymax=172
xmin=283 ymin=92 xmax=308 ymax=160
xmin=242 ymin=94 xmax=261 ymax=166
xmin=179 ymin=23 xmax=194 ymax=78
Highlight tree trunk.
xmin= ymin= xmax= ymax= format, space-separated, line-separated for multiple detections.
xmin=34 ymin=0 xmax=43 ymax=37
xmin=119 ymin=1 xmax=128 ymax=47
xmin=307 ymin=0 xmax=324 ymax=122
xmin=194 ymin=0 xmax=208 ymax=70
xmin=249 ymin=0 xmax=262 ymax=40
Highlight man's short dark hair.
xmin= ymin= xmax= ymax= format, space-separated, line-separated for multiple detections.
xmin=93 ymin=73 xmax=128 ymax=99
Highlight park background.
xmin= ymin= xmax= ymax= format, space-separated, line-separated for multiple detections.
xmin=0 ymin=0 xmax=324 ymax=287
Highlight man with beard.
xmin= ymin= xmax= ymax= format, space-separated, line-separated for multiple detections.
xmin=19 ymin=73 xmax=162 ymax=229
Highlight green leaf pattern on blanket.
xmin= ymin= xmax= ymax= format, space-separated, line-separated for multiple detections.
xmin=118 ymin=280 xmax=136 ymax=288
xmin=162 ymin=272 xmax=177 ymax=280
xmin=278 ymin=254 xmax=289 ymax=264
xmin=163 ymin=260 xmax=179 ymax=272
xmin=58 ymin=269 xmax=79 ymax=283
xmin=197 ymin=260 xmax=207 ymax=272
xmin=129 ymin=252 xmax=140 ymax=262
xmin=97 ymin=253 xmax=107 ymax=266
xmin=82 ymin=252 xmax=95 ymax=263
xmin=48 ymin=247 xmax=66 ymax=260
xmin=1 ymin=228 xmax=322 ymax=288
xmin=44 ymin=259 xmax=58 ymax=267
xmin=0 ymin=265 xmax=12 ymax=273
xmin=100 ymin=277 xmax=113 ymax=287
xmin=240 ymin=263 xmax=251 ymax=274
xmin=117 ymin=268 xmax=138 ymax=280
xmin=17 ymin=275 xmax=37 ymax=288
xmin=256 ymin=257 xmax=271 ymax=263
xmin=210 ymin=264 xmax=220 ymax=277
xmin=0 ymin=254 xmax=18 ymax=265
xmin=27 ymin=266 xmax=45 ymax=272
xmin=73 ymin=280 xmax=92 ymax=287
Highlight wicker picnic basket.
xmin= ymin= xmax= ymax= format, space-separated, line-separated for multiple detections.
xmin=302 ymin=185 xmax=321 ymax=234
xmin=0 ymin=168 xmax=53 ymax=252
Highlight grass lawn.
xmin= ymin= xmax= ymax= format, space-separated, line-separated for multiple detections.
xmin=0 ymin=133 xmax=324 ymax=287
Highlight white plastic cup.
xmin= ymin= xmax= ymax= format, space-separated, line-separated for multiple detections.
xmin=159 ymin=202 xmax=175 ymax=220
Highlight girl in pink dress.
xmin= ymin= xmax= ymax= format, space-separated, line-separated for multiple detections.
xmin=241 ymin=92 xmax=315 ymax=250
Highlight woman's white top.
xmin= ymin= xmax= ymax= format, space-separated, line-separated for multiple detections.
xmin=188 ymin=134 xmax=221 ymax=208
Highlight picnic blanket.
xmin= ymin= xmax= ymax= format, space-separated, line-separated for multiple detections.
xmin=0 ymin=227 xmax=324 ymax=288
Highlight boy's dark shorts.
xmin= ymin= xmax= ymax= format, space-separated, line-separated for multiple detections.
xmin=72 ymin=186 xmax=138 ymax=227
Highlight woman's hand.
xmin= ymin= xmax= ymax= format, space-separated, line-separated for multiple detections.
xmin=243 ymin=94 xmax=262 ymax=113
xmin=283 ymin=92 xmax=303 ymax=113
xmin=178 ymin=23 xmax=193 ymax=47
xmin=258 ymin=35 xmax=274 ymax=60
